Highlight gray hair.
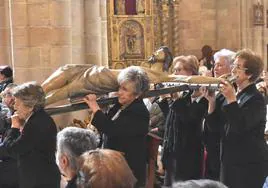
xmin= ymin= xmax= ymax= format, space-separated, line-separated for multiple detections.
xmin=5 ymin=83 xmax=17 ymax=90
xmin=57 ymin=127 xmax=99 ymax=171
xmin=1 ymin=83 xmax=17 ymax=97
xmin=214 ymin=49 xmax=235 ymax=66
xmin=12 ymin=81 xmax=45 ymax=111
xmin=172 ymin=179 xmax=228 ymax=188
xmin=117 ymin=66 xmax=149 ymax=96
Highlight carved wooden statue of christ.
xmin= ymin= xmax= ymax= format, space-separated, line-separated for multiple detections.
xmin=42 ymin=46 xmax=221 ymax=105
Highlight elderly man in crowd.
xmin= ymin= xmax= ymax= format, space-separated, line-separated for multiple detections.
xmin=56 ymin=126 xmax=99 ymax=188
xmin=0 ymin=83 xmax=18 ymax=188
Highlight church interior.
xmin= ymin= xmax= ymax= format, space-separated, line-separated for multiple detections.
xmin=0 ymin=0 xmax=267 ymax=137
xmin=1 ymin=0 xmax=267 ymax=82
xmin=0 ymin=1 xmax=268 ymax=188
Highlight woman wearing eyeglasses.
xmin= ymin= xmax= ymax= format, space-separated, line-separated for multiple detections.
xmin=162 ymin=55 xmax=208 ymax=186
xmin=202 ymin=49 xmax=268 ymax=188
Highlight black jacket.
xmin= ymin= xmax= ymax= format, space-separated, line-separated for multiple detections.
xmin=0 ymin=109 xmax=60 ymax=188
xmin=92 ymin=98 xmax=149 ymax=186
xmin=0 ymin=77 xmax=13 ymax=93
xmin=202 ymin=93 xmax=224 ymax=180
xmin=162 ymin=91 xmax=208 ymax=180
xmin=206 ymin=84 xmax=268 ymax=188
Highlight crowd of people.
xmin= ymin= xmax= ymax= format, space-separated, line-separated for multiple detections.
xmin=0 ymin=47 xmax=267 ymax=188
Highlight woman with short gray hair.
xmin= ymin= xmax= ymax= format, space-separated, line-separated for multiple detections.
xmin=84 ymin=66 xmax=150 ymax=187
xmin=117 ymin=66 xmax=150 ymax=96
xmin=12 ymin=81 xmax=46 ymax=112
xmin=0 ymin=81 xmax=60 ymax=188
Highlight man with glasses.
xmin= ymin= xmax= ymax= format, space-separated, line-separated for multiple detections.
xmin=0 ymin=83 xmax=18 ymax=188
xmin=0 ymin=83 xmax=17 ymax=141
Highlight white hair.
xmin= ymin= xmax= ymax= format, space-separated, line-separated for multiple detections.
xmin=213 ymin=49 xmax=236 ymax=65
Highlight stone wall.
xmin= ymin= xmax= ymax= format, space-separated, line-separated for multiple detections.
xmin=215 ymin=0 xmax=241 ymax=51
xmin=1 ymin=0 xmax=267 ymax=81
xmin=0 ymin=0 xmax=108 ymax=127
xmin=0 ymin=0 xmax=108 ymax=85
xmin=0 ymin=0 xmax=11 ymax=69
xmin=177 ymin=0 xmax=217 ymax=58
xmin=177 ymin=0 xmax=267 ymax=68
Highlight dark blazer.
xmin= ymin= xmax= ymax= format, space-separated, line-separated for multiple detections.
xmin=92 ymin=98 xmax=149 ymax=186
xmin=0 ymin=107 xmax=18 ymax=188
xmin=206 ymin=84 xmax=268 ymax=188
xmin=162 ymin=91 xmax=208 ymax=181
xmin=0 ymin=77 xmax=13 ymax=93
xmin=202 ymin=93 xmax=224 ymax=180
xmin=0 ymin=109 xmax=60 ymax=188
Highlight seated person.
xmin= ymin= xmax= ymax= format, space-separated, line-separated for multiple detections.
xmin=0 ymin=82 xmax=60 ymax=188
xmin=76 ymin=149 xmax=136 ymax=188
xmin=56 ymin=127 xmax=99 ymax=188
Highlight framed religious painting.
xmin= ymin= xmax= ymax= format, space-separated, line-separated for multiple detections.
xmin=253 ymin=2 xmax=264 ymax=26
xmin=267 ymin=10 xmax=268 ymax=28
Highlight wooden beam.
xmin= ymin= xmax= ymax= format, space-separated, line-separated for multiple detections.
xmin=45 ymin=83 xmax=221 ymax=116
xmin=45 ymin=84 xmax=191 ymax=116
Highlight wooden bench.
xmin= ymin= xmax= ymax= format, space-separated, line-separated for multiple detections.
xmin=146 ymin=133 xmax=162 ymax=188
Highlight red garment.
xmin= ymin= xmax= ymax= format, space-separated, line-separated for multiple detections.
xmin=125 ymin=0 xmax=136 ymax=15
xmin=202 ymin=147 xmax=208 ymax=177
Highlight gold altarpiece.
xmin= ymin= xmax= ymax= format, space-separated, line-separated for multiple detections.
xmin=107 ymin=0 xmax=181 ymax=69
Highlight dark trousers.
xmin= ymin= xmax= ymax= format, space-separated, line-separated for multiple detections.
xmin=163 ymin=155 xmax=176 ymax=186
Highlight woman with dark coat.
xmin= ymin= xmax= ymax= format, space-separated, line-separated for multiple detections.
xmin=162 ymin=55 xmax=208 ymax=186
xmin=84 ymin=66 xmax=150 ymax=187
xmin=0 ymin=82 xmax=60 ymax=188
xmin=202 ymin=49 xmax=268 ymax=188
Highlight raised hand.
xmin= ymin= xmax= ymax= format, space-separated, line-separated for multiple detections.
xmin=83 ymin=94 xmax=101 ymax=113
xmin=200 ymin=86 xmax=216 ymax=114
xmin=219 ymin=80 xmax=236 ymax=104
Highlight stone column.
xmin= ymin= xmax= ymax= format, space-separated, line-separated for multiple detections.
xmin=49 ymin=0 xmax=72 ymax=69
xmin=100 ymin=0 xmax=108 ymax=66
xmin=10 ymin=0 xmax=73 ymax=84
xmin=85 ymin=0 xmax=108 ymax=66
xmin=71 ymin=0 xmax=85 ymax=64
xmin=240 ymin=0 xmax=252 ymax=49
xmin=0 ymin=0 xmax=11 ymax=67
